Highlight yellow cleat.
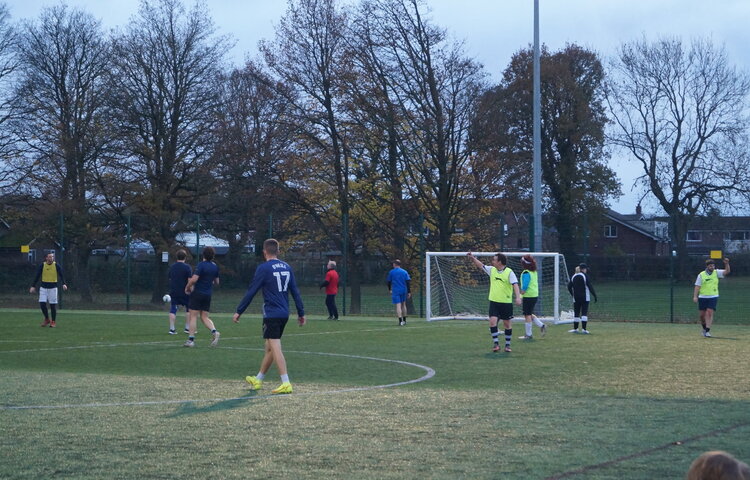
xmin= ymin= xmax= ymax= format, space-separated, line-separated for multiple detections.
xmin=245 ymin=376 xmax=263 ymax=390
xmin=271 ymin=382 xmax=293 ymax=395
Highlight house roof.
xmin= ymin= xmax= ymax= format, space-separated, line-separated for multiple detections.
xmin=670 ymin=216 xmax=750 ymax=231
xmin=605 ymin=209 xmax=667 ymax=241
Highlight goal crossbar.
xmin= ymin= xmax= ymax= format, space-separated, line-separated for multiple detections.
xmin=426 ymin=251 xmax=569 ymax=323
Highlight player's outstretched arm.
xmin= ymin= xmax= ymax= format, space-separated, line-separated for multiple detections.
xmin=467 ymin=252 xmax=484 ymax=270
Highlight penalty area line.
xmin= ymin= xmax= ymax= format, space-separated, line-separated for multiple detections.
xmin=0 ymin=346 xmax=435 ymax=411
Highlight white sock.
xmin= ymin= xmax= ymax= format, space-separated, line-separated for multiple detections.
xmin=256 ymin=372 xmax=265 ymax=381
xmin=533 ymin=315 xmax=544 ymax=327
xmin=281 ymin=374 xmax=290 ymax=383
xmin=525 ymin=323 xmax=532 ymax=336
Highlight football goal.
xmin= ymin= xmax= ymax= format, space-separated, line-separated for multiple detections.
xmin=426 ymin=251 xmax=571 ymax=323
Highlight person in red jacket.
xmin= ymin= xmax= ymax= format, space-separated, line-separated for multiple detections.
xmin=319 ymin=260 xmax=339 ymax=320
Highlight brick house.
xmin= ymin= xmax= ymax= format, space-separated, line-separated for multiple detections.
xmin=677 ymin=216 xmax=750 ymax=256
xmin=590 ymin=206 xmax=670 ymax=256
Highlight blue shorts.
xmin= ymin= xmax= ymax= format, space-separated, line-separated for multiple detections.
xmin=392 ymin=292 xmax=407 ymax=304
xmin=698 ymin=297 xmax=718 ymax=311
xmin=170 ymin=295 xmax=189 ymax=314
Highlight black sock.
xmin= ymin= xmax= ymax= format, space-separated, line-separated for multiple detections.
xmin=505 ymin=329 xmax=512 ymax=346
xmin=189 ymin=336 xmax=195 ymax=341
xmin=50 ymin=304 xmax=57 ymax=321
xmin=40 ymin=303 xmax=49 ymax=319
xmin=573 ymin=321 xmax=579 ymax=329
xmin=582 ymin=321 xmax=587 ymax=330
xmin=490 ymin=326 xmax=499 ymax=345
xmin=705 ymin=327 xmax=710 ymax=333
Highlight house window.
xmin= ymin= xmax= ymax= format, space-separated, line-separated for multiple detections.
xmin=726 ymin=231 xmax=750 ymax=241
xmin=603 ymin=224 xmax=617 ymax=238
xmin=686 ymin=231 xmax=702 ymax=242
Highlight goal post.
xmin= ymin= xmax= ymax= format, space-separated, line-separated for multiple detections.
xmin=426 ymin=251 xmax=571 ymax=323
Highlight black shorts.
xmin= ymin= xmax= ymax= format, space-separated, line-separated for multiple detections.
xmin=522 ymin=297 xmax=538 ymax=316
xmin=263 ymin=317 xmax=289 ymax=339
xmin=488 ymin=301 xmax=513 ymax=321
xmin=573 ymin=300 xmax=589 ymax=318
xmin=188 ymin=291 xmax=211 ymax=312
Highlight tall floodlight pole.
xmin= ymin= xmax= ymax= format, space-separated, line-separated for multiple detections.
xmin=532 ymin=0 xmax=542 ymax=251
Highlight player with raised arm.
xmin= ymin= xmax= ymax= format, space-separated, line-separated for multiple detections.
xmin=233 ymin=238 xmax=305 ymax=395
xmin=467 ymin=251 xmax=522 ymax=352
xmin=693 ymin=257 xmax=730 ymax=337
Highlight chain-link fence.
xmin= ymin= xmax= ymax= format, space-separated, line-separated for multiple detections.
xmin=2 ymin=245 xmax=747 ymax=325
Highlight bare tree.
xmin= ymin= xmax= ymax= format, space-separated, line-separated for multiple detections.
xmin=606 ymin=37 xmax=750 ymax=271
xmin=360 ymin=0 xmax=485 ymax=252
xmin=0 ymin=3 xmax=19 ymax=191
xmin=343 ymin=0 xmax=413 ymax=265
xmin=259 ymin=0 xmax=369 ymax=310
xmin=210 ymin=61 xmax=296 ymax=267
xmin=12 ymin=4 xmax=113 ymax=301
xmin=108 ymin=0 xmax=229 ymax=302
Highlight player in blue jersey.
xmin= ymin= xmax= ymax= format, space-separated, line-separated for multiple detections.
xmin=387 ymin=259 xmax=411 ymax=326
xmin=167 ymin=249 xmax=192 ymax=335
xmin=184 ymin=246 xmax=221 ymax=347
xmin=233 ymin=238 xmax=305 ymax=395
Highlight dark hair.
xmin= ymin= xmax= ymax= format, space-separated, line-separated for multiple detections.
xmin=264 ymin=238 xmax=279 ymax=255
xmin=202 ymin=246 xmax=215 ymax=261
xmin=494 ymin=253 xmax=507 ymax=266
xmin=687 ymin=451 xmax=750 ymax=480
xmin=521 ymin=254 xmax=537 ymax=271
xmin=176 ymin=249 xmax=187 ymax=261
xmin=393 ymin=259 xmax=401 ymax=266
xmin=706 ymin=259 xmax=716 ymax=266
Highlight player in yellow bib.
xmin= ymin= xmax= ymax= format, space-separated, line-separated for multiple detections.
xmin=517 ymin=254 xmax=547 ymax=339
xmin=29 ymin=252 xmax=68 ymax=327
xmin=468 ymin=252 xmax=522 ymax=352
xmin=693 ymin=257 xmax=730 ymax=337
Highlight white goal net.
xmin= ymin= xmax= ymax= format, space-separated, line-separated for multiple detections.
xmin=426 ymin=252 xmax=571 ymax=322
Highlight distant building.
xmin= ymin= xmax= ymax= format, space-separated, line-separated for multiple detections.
xmin=674 ymin=215 xmax=750 ymax=256
xmin=590 ymin=206 xmax=670 ymax=256
xmin=175 ymin=232 xmax=229 ymax=256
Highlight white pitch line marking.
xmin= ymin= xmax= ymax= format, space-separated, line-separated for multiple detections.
xmin=0 ymin=343 xmax=435 ymax=410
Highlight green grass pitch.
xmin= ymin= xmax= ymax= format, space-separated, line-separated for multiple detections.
xmin=1 ymin=309 xmax=748 ymax=479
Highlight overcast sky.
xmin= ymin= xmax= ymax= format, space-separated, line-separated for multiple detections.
xmin=5 ymin=0 xmax=750 ymax=214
